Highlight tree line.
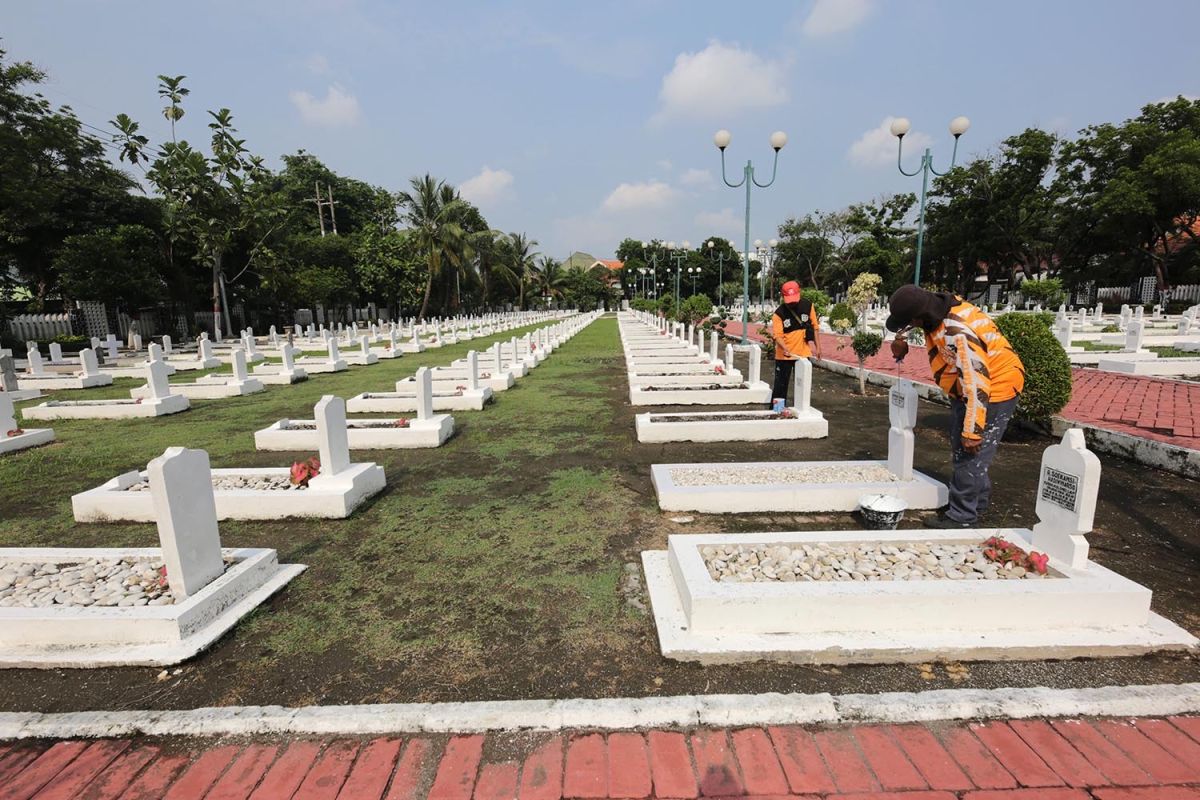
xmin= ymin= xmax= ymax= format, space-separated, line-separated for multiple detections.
xmin=612 ymin=98 xmax=1200 ymax=309
xmin=0 ymin=50 xmax=614 ymax=341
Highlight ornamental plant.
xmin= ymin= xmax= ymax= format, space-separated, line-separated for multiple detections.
xmin=392 ymin=418 xmax=410 ymax=428
xmin=994 ymin=313 xmax=1072 ymax=426
xmin=289 ymin=456 xmax=320 ymax=487
xmin=713 ymin=364 xmax=725 ymax=375
xmin=846 ymin=331 xmax=883 ymax=395
xmin=982 ymin=536 xmax=1049 ymax=575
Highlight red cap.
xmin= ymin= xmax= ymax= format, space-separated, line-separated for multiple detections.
xmin=781 ymin=281 xmax=801 ymax=301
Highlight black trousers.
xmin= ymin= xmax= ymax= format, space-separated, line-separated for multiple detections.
xmin=771 ymin=358 xmax=796 ymax=406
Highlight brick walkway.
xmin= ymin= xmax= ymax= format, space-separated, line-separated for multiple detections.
xmin=2 ymin=716 xmax=1199 ymax=799
xmin=723 ymin=322 xmax=1200 ymax=451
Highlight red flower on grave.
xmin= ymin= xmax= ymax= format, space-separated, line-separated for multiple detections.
xmin=393 ymin=418 xmax=410 ymax=428
xmin=778 ymin=408 xmax=797 ymax=419
xmin=290 ymin=456 xmax=321 ymax=487
xmin=713 ymin=364 xmax=725 ymax=375
xmin=6 ymin=428 xmax=24 ymax=437
xmin=157 ymin=566 xmax=168 ymax=587
xmin=1027 ymin=551 xmax=1050 ymax=574
xmin=134 ymin=398 xmax=143 ymax=404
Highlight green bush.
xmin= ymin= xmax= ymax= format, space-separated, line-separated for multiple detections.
xmin=677 ymin=294 xmax=714 ymax=325
xmin=1019 ymin=278 xmax=1066 ymax=308
xmin=800 ymin=288 xmax=831 ymax=319
xmin=849 ymin=331 xmax=883 ymax=394
xmin=1101 ymin=323 xmax=1121 ymax=333
xmin=1030 ymin=311 xmax=1055 ymax=328
xmin=828 ymin=302 xmax=857 ymax=332
xmin=629 ymin=298 xmax=656 ymax=313
xmin=994 ymin=313 xmax=1073 ymax=424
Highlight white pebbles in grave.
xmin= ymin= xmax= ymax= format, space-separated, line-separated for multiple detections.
xmin=0 ymin=557 xmax=212 ymax=607
xmin=124 ymin=475 xmax=304 ymax=492
xmin=700 ymin=542 xmax=1052 ymax=582
xmin=671 ymin=464 xmax=899 ymax=486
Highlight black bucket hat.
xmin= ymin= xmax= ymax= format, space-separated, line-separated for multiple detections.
xmin=885 ymin=285 xmax=955 ymax=332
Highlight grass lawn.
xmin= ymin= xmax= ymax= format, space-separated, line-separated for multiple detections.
xmin=1078 ymin=340 xmax=1122 ymax=352
xmin=2 ymin=315 xmax=1198 ymax=711
xmin=1149 ymin=346 xmax=1200 ymax=358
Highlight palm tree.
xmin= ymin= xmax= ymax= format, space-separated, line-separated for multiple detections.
xmin=532 ymin=256 xmax=568 ymax=305
xmin=395 ymin=174 xmax=468 ymax=321
xmin=506 ymin=232 xmax=540 ymax=310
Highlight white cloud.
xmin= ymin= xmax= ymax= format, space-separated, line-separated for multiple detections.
xmin=459 ymin=166 xmax=514 ymax=205
xmin=694 ymin=208 xmax=742 ymax=233
xmin=602 ymin=181 xmax=677 ymax=213
xmin=801 ymin=0 xmax=874 ymax=37
xmin=652 ymin=41 xmax=788 ymax=124
xmin=657 ymin=159 xmax=673 ymax=171
xmin=678 ymin=168 xmax=713 ymax=188
xmin=306 ymin=54 xmax=330 ymax=75
xmin=288 ymin=84 xmax=362 ymax=127
xmin=848 ymin=116 xmax=931 ymax=168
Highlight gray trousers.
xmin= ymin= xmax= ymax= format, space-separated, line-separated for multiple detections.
xmin=946 ymin=396 xmax=1018 ymax=523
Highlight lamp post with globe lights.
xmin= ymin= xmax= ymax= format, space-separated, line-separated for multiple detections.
xmin=705 ymin=239 xmax=734 ymax=308
xmin=715 ymin=128 xmax=787 ymax=343
xmin=891 ymin=115 xmax=970 ymax=286
xmin=667 ymin=240 xmax=690 ymax=310
xmin=641 ymin=241 xmax=664 ymax=302
xmin=687 ymin=266 xmax=701 ymax=295
xmin=754 ymin=238 xmax=778 ymax=305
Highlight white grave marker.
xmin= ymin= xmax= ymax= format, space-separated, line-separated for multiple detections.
xmin=147 ymin=447 xmax=225 ymax=599
xmin=314 ymin=395 xmax=351 ymax=476
xmin=146 ymin=359 xmax=172 ymax=400
xmin=886 ymin=379 xmax=918 ymax=480
xmin=79 ymin=348 xmax=100 ymax=378
xmin=1030 ymin=429 xmax=1101 ymax=570
xmin=793 ymin=358 xmax=812 ymax=413
xmin=415 ymin=367 xmax=433 ymax=420
xmin=26 ymin=346 xmax=45 ymax=376
xmin=49 ymin=342 xmax=63 ymax=362
xmin=0 ymin=392 xmax=16 ymax=436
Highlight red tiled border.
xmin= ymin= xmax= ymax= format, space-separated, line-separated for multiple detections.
xmin=0 ymin=716 xmax=1197 ymax=799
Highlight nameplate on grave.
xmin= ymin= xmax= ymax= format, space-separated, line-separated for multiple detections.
xmin=891 ymin=392 xmax=906 ymax=408
xmin=1040 ymin=466 xmax=1079 ymax=512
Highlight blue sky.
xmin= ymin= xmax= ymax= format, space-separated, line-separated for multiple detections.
xmin=6 ymin=0 xmax=1199 ymax=259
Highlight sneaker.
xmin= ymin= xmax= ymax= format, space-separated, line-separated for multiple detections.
xmin=923 ymin=513 xmax=975 ymax=529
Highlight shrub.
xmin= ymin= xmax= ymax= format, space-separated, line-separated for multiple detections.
xmin=828 ymin=302 xmax=857 ymax=331
xmin=848 ymin=331 xmax=883 ymax=394
xmin=994 ymin=313 xmax=1073 ymax=425
xmin=1101 ymin=323 xmax=1121 ymax=333
xmin=1019 ymin=278 xmax=1066 ymax=308
xmin=800 ymin=288 xmax=832 ymax=319
xmin=1030 ymin=311 xmax=1055 ymax=328
xmin=677 ymin=294 xmax=714 ymax=325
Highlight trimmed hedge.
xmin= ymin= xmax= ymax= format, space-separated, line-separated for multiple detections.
xmin=827 ymin=302 xmax=857 ymax=332
xmin=994 ymin=313 xmax=1073 ymax=424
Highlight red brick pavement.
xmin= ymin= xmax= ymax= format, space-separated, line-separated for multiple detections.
xmin=722 ymin=321 xmax=1200 ymax=452
xmin=1 ymin=716 xmax=1199 ymax=799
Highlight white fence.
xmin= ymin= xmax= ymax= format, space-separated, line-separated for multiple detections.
xmin=1096 ymin=284 xmax=1200 ymax=304
xmin=7 ymin=313 xmax=74 ymax=342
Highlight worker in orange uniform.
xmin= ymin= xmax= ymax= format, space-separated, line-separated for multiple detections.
xmin=767 ymin=281 xmax=822 ymax=409
xmin=886 ymin=284 xmax=1025 ymax=529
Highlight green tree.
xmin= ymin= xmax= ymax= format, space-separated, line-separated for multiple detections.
xmin=1056 ymin=97 xmax=1200 ymax=294
xmin=112 ymin=75 xmax=281 ymax=336
xmin=54 ymin=225 xmax=169 ymax=309
xmin=395 ymin=174 xmax=468 ymax=321
xmin=503 ymin=232 xmax=540 ymax=310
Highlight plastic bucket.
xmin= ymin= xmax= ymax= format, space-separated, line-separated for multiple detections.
xmin=859 ymin=494 xmax=908 ymax=530
xmin=771 ymin=398 xmax=786 ymax=412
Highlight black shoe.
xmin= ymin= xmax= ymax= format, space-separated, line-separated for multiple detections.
xmin=923 ymin=513 xmax=975 ymax=529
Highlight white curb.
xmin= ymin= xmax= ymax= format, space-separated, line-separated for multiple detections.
xmin=1 ymin=683 xmax=1197 ymax=740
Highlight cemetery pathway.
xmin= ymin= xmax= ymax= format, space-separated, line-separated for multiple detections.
xmin=721 ymin=321 xmax=1200 ymax=452
xmin=2 ymin=714 xmax=1199 ymax=799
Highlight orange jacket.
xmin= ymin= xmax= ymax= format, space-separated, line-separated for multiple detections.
xmin=926 ymin=299 xmax=1025 ymax=442
xmin=770 ymin=301 xmax=820 ymax=360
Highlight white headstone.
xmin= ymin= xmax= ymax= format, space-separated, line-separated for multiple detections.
xmin=1054 ymin=318 xmax=1073 ymax=350
xmin=0 ymin=355 xmax=18 ymax=393
xmin=710 ymin=331 xmax=719 ymax=362
xmin=105 ymin=334 xmax=119 ymax=360
xmin=146 ymin=359 xmax=172 ymax=400
xmin=0 ymin=392 xmax=16 ymax=437
xmin=161 ymin=335 xmax=173 ymax=355
xmin=198 ymin=338 xmax=215 ymax=363
xmin=1124 ymin=320 xmax=1144 ymax=352
xmin=1030 ymin=429 xmax=1101 ymax=570
xmin=492 ymin=342 xmax=504 ymax=374
xmin=415 ymin=367 xmax=434 ymax=420
xmin=886 ymin=380 xmax=918 ymax=480
xmin=724 ymin=344 xmax=734 ymax=372
xmin=748 ymin=342 xmax=761 ymax=384
xmin=79 ymin=348 xmax=99 ymax=378
xmin=281 ymin=344 xmax=297 ymax=372
xmin=147 ymin=447 xmax=225 ymax=600
xmin=314 ymin=395 xmax=351 ymax=477
xmin=327 ymin=338 xmax=341 ymax=364
xmin=148 ymin=342 xmax=164 ymax=364
xmin=360 ymin=335 xmax=370 ymax=357
xmin=49 ymin=342 xmax=63 ymax=362
xmin=232 ymin=348 xmax=249 ymax=381
xmin=792 ymin=358 xmax=812 ymax=413
xmin=467 ymin=350 xmax=480 ymax=391
xmin=26 ymin=346 xmax=44 ymax=376
xmin=90 ymin=336 xmax=101 ymax=351
xmin=132 ymin=333 xmax=143 ymax=351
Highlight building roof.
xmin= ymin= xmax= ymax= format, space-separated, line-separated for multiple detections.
xmin=592 ymin=259 xmax=624 ymax=271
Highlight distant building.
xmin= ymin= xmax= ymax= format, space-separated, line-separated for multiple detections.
xmin=561 ymin=251 xmax=598 ymax=271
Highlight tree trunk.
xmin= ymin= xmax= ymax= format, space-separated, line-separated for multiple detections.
xmin=212 ymin=250 xmax=222 ymax=336
xmin=417 ymin=273 xmax=434 ymax=323
xmin=857 ymin=360 xmax=867 ymax=395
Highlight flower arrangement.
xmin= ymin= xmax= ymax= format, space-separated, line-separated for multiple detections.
xmin=982 ymin=536 xmax=1049 ymax=574
xmin=134 ymin=398 xmax=143 ymax=404
xmin=157 ymin=565 xmax=168 ymax=588
xmin=777 ymin=408 xmax=797 ymax=419
xmin=6 ymin=428 xmax=25 ymax=437
xmin=713 ymin=364 xmax=725 ymax=375
xmin=290 ymin=456 xmax=321 ymax=487
xmin=392 ymin=418 xmax=410 ymax=428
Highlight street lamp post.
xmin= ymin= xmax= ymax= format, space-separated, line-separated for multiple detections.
xmin=706 ymin=239 xmax=732 ymax=308
xmin=891 ymin=115 xmax=970 ymax=286
xmin=668 ymin=241 xmax=690 ymax=305
xmin=687 ymin=266 xmax=700 ymax=294
xmin=715 ymin=129 xmax=787 ymax=344
xmin=754 ymin=238 xmax=778 ymax=305
xmin=641 ymin=241 xmax=662 ymax=303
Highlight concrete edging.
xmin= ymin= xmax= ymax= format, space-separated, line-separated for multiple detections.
xmin=1 ymin=683 xmax=1197 ymax=740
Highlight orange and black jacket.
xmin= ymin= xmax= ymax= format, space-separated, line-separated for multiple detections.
xmin=770 ymin=300 xmax=819 ymax=360
xmin=926 ymin=299 xmax=1025 ymax=443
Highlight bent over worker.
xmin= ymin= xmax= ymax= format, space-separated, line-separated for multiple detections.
xmin=885 ymin=285 xmax=1025 ymax=529
xmin=767 ymin=281 xmax=822 ymax=408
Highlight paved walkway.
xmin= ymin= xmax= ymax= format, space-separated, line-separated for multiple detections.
xmin=722 ymin=321 xmax=1200 ymax=451
xmin=2 ymin=716 xmax=1199 ymax=799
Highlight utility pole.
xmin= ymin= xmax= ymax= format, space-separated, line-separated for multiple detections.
xmin=313 ymin=181 xmax=339 ymax=236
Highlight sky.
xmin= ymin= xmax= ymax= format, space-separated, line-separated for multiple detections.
xmin=5 ymin=0 xmax=1199 ymax=260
